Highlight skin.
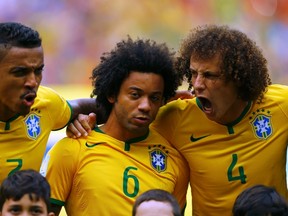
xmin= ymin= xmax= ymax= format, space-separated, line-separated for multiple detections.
xmin=50 ymin=71 xmax=165 ymax=215
xmin=0 ymin=46 xmax=44 ymax=121
xmin=100 ymin=71 xmax=164 ymax=141
xmin=135 ymin=200 xmax=174 ymax=216
xmin=190 ymin=55 xmax=248 ymax=125
xmin=0 ymin=194 xmax=55 ymax=216
xmin=66 ymin=91 xmax=193 ymax=138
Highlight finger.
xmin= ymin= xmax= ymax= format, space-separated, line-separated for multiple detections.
xmin=77 ymin=115 xmax=93 ymax=136
xmin=70 ymin=119 xmax=88 ymax=137
xmin=178 ymin=90 xmax=194 ymax=99
xmin=66 ymin=122 xmax=80 ymax=138
xmin=88 ymin=113 xmax=97 ymax=129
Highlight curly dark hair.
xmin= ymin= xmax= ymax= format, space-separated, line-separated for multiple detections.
xmin=91 ymin=36 xmax=181 ymax=117
xmin=175 ymin=24 xmax=271 ymax=103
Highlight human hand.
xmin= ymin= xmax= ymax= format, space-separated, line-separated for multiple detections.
xmin=168 ymin=90 xmax=194 ymax=102
xmin=66 ymin=113 xmax=96 ymax=138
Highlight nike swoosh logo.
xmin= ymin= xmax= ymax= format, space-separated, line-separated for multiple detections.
xmin=190 ymin=134 xmax=210 ymax=142
xmin=85 ymin=142 xmax=103 ymax=148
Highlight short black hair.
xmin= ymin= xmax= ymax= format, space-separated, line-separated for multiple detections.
xmin=0 ymin=22 xmax=42 ymax=61
xmin=0 ymin=169 xmax=51 ymax=211
xmin=233 ymin=184 xmax=288 ymax=216
xmin=0 ymin=22 xmax=41 ymax=48
xmin=132 ymin=189 xmax=182 ymax=216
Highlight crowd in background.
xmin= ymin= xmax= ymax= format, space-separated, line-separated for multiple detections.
xmin=0 ymin=0 xmax=288 ymax=85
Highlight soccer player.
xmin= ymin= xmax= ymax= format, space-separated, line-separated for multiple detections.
xmin=0 ymin=169 xmax=55 ymax=216
xmin=0 ymin=22 xmax=96 ymax=183
xmin=132 ymin=189 xmax=182 ymax=216
xmin=69 ymin=24 xmax=288 ymax=215
xmin=41 ymin=37 xmax=189 ymax=216
xmin=151 ymin=24 xmax=288 ymax=215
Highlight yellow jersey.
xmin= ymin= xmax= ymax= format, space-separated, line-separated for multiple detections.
xmin=41 ymin=128 xmax=189 ymax=216
xmin=0 ymin=86 xmax=72 ymax=183
xmin=151 ymin=84 xmax=288 ymax=216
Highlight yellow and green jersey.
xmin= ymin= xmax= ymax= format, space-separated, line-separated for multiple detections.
xmin=41 ymin=128 xmax=189 ymax=216
xmin=0 ymin=86 xmax=72 ymax=183
xmin=151 ymin=84 xmax=288 ymax=216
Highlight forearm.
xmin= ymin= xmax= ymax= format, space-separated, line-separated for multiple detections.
xmin=68 ymin=98 xmax=97 ymax=119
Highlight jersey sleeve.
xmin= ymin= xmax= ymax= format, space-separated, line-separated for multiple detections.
xmin=151 ymin=99 xmax=190 ymax=145
xmin=171 ymin=153 xmax=190 ymax=212
xmin=151 ymin=99 xmax=191 ymax=212
xmin=40 ymin=137 xmax=81 ymax=206
xmin=273 ymin=85 xmax=288 ymax=118
xmin=38 ymin=86 xmax=72 ymax=130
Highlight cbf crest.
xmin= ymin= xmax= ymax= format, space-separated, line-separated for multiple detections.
xmin=149 ymin=146 xmax=167 ymax=173
xmin=250 ymin=114 xmax=272 ymax=140
xmin=25 ymin=114 xmax=41 ymax=139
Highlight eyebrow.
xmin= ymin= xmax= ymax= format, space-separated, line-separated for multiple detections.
xmin=129 ymin=86 xmax=163 ymax=95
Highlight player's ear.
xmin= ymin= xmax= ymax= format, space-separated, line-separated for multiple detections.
xmin=48 ymin=212 xmax=55 ymax=216
xmin=108 ymin=95 xmax=116 ymax=103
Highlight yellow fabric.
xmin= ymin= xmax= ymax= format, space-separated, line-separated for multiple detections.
xmin=151 ymin=84 xmax=288 ymax=216
xmin=42 ymin=129 xmax=189 ymax=216
xmin=0 ymin=86 xmax=72 ymax=183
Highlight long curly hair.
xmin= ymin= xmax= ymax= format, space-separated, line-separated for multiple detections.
xmin=176 ymin=25 xmax=271 ymax=103
xmin=91 ymin=36 xmax=181 ymax=117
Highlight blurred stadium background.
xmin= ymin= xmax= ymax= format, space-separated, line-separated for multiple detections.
xmin=1 ymin=0 xmax=288 ymax=215
xmin=1 ymin=0 xmax=288 ymax=85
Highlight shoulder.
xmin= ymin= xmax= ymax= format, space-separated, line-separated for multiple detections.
xmin=267 ymin=84 xmax=288 ymax=93
xmin=148 ymin=129 xmax=172 ymax=144
xmin=49 ymin=137 xmax=85 ymax=156
xmin=34 ymin=86 xmax=71 ymax=125
xmin=264 ymin=84 xmax=288 ymax=102
xmin=157 ymin=98 xmax=197 ymax=117
xmin=37 ymin=85 xmax=61 ymax=97
xmin=34 ymin=86 xmax=66 ymax=107
xmin=163 ymin=98 xmax=196 ymax=110
xmin=148 ymin=129 xmax=184 ymax=157
xmin=40 ymin=137 xmax=85 ymax=177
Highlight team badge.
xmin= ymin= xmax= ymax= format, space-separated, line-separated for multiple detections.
xmin=250 ymin=114 xmax=272 ymax=139
xmin=25 ymin=114 xmax=41 ymax=139
xmin=150 ymin=148 xmax=167 ymax=173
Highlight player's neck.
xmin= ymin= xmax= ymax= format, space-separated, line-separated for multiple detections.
xmin=216 ymin=100 xmax=251 ymax=125
xmin=100 ymin=118 xmax=148 ymax=142
xmin=0 ymin=107 xmax=19 ymax=122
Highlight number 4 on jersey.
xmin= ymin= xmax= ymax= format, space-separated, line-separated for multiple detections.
xmin=227 ymin=154 xmax=247 ymax=184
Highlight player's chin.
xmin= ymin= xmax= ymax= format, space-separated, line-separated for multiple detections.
xmin=130 ymin=125 xmax=150 ymax=134
xmin=19 ymin=105 xmax=31 ymax=116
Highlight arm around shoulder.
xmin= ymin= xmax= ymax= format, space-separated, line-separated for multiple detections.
xmin=68 ymin=98 xmax=97 ymax=119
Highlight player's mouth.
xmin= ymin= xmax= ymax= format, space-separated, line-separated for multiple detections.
xmin=21 ymin=91 xmax=37 ymax=107
xmin=133 ymin=115 xmax=151 ymax=126
xmin=197 ymin=97 xmax=213 ymax=114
